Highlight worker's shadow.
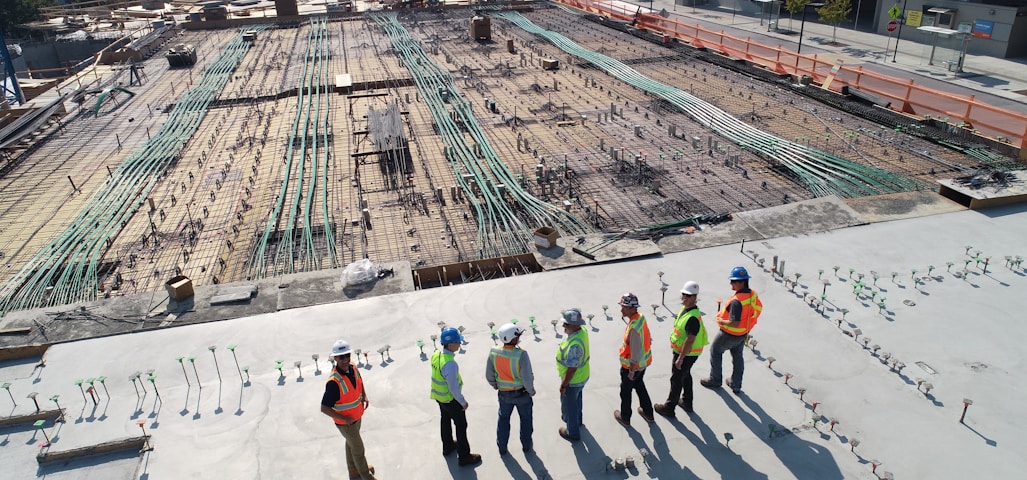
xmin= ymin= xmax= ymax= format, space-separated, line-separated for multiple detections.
xmin=498 ymin=450 xmax=551 ymax=480
xmin=722 ymin=391 xmax=844 ymax=479
xmin=571 ymin=429 xmax=614 ymax=477
xmin=668 ymin=412 xmax=766 ymax=479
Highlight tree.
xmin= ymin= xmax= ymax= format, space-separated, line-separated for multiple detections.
xmin=784 ymin=0 xmax=809 ymax=31
xmin=0 ymin=0 xmax=52 ymax=37
xmin=817 ymin=0 xmax=852 ymax=44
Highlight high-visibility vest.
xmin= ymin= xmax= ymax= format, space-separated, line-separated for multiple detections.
xmin=430 ymin=350 xmax=462 ymax=402
xmin=619 ymin=313 xmax=652 ymax=369
xmin=490 ymin=345 xmax=524 ymax=391
xmin=671 ymin=306 xmax=709 ymax=356
xmin=717 ymin=290 xmax=763 ymax=336
xmin=556 ymin=329 xmax=590 ymax=385
xmin=328 ymin=366 xmax=364 ymax=424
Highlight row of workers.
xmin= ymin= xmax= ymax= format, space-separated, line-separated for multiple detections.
xmin=320 ymin=266 xmax=763 ymax=479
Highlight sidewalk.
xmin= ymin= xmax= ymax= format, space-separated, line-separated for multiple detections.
xmin=650 ymin=1 xmax=1027 ymax=115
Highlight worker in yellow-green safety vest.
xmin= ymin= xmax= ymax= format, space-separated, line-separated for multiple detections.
xmin=431 ymin=327 xmax=481 ymax=467
xmin=614 ymin=293 xmax=655 ymax=427
xmin=655 ymin=281 xmax=709 ymax=418
xmin=702 ymin=266 xmax=763 ymax=394
xmin=556 ymin=308 xmax=589 ymax=442
xmin=486 ymin=323 xmax=536 ymax=455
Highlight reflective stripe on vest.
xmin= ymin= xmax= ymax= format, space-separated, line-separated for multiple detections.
xmin=430 ymin=350 xmax=461 ymax=402
xmin=671 ymin=306 xmax=709 ymax=356
xmin=619 ymin=313 xmax=652 ymax=368
xmin=717 ymin=291 xmax=763 ymax=335
xmin=329 ymin=367 xmax=364 ymax=424
xmin=556 ymin=329 xmax=590 ymax=385
xmin=491 ymin=346 xmax=523 ymax=391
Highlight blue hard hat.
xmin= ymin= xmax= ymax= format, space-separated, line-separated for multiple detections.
xmin=729 ymin=266 xmax=751 ymax=280
xmin=440 ymin=326 xmax=463 ymax=345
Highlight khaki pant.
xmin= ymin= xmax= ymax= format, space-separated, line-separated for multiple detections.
xmin=336 ymin=419 xmax=374 ymax=479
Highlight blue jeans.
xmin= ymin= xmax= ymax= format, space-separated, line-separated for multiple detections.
xmin=560 ymin=385 xmax=583 ymax=438
xmin=708 ymin=331 xmax=748 ymax=388
xmin=496 ymin=389 xmax=533 ymax=450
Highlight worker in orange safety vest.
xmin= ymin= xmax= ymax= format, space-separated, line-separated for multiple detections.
xmin=320 ymin=339 xmax=377 ymax=480
xmin=485 ymin=323 xmax=536 ymax=455
xmin=614 ymin=293 xmax=655 ymax=426
xmin=701 ymin=267 xmax=763 ymax=394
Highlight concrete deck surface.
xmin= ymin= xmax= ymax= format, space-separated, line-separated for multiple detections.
xmin=3 ymin=199 xmax=1026 ymax=479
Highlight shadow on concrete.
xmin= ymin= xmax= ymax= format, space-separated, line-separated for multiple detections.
xmin=535 ymin=246 xmax=566 ymax=259
xmin=35 ymin=448 xmax=143 ymax=476
xmin=523 ymin=450 xmax=551 ymax=480
xmin=499 ymin=451 xmax=532 ymax=479
xmin=962 ymin=422 xmax=998 ymax=447
xmin=443 ymin=455 xmax=480 ymax=479
xmin=722 ymin=391 xmax=845 ymax=479
xmin=574 ymin=428 xmax=616 ymax=478
xmin=676 ymin=412 xmax=767 ymax=478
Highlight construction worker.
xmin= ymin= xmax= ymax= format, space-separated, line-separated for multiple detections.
xmin=430 ymin=327 xmax=481 ymax=467
xmin=485 ymin=323 xmax=535 ymax=455
xmin=556 ymin=308 xmax=589 ymax=442
xmin=615 ymin=293 xmax=655 ymax=426
xmin=702 ymin=266 xmax=763 ymax=394
xmin=655 ymin=281 xmax=708 ymax=417
xmin=320 ymin=339 xmax=377 ymax=480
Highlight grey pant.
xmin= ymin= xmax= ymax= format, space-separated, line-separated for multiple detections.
xmin=708 ymin=331 xmax=748 ymax=388
xmin=336 ymin=419 xmax=374 ymax=479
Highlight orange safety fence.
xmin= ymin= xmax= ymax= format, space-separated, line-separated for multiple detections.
xmin=551 ymin=0 xmax=1027 ymax=151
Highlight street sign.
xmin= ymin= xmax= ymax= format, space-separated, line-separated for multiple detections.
xmin=889 ymin=5 xmax=901 ymax=20
xmin=887 ymin=20 xmax=898 ymax=32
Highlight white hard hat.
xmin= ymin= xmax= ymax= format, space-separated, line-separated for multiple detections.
xmin=681 ymin=281 xmax=700 ymax=295
xmin=498 ymin=323 xmax=525 ymax=344
xmin=331 ymin=339 xmax=352 ymax=356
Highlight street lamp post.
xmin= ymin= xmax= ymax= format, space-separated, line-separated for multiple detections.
xmin=797 ymin=3 xmax=825 ymax=54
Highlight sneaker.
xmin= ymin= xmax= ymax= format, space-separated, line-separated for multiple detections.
xmin=614 ymin=410 xmax=630 ymax=427
xmin=726 ymin=380 xmax=742 ymax=394
xmin=654 ymin=402 xmax=675 ymax=418
xmin=558 ymin=427 xmax=580 ymax=442
xmin=700 ymin=378 xmax=721 ymax=390
xmin=637 ymin=406 xmax=655 ymax=423
xmin=458 ymin=453 xmax=482 ymax=466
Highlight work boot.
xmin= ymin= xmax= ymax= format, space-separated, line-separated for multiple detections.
xmin=654 ymin=402 xmax=675 ymax=418
xmin=458 ymin=453 xmax=482 ymax=467
xmin=678 ymin=398 xmax=694 ymax=413
xmin=637 ymin=406 xmax=655 ymax=423
xmin=614 ymin=409 xmax=630 ymax=427
xmin=700 ymin=378 xmax=721 ymax=390
xmin=726 ymin=380 xmax=742 ymax=394
xmin=348 ymin=465 xmax=374 ymax=479
xmin=558 ymin=426 xmax=580 ymax=442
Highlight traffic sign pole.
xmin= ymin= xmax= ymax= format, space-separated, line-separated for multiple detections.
xmin=891 ymin=0 xmax=909 ymax=63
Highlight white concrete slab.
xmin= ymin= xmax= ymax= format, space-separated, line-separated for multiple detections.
xmin=2 ymin=204 xmax=1027 ymax=479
